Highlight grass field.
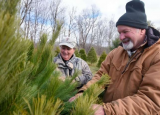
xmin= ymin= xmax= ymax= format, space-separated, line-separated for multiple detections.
xmin=88 ymin=63 xmax=99 ymax=76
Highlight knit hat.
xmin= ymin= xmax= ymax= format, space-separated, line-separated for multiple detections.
xmin=59 ymin=37 xmax=77 ymax=48
xmin=116 ymin=0 xmax=148 ymax=29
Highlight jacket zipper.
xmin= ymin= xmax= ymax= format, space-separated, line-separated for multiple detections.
xmin=121 ymin=51 xmax=143 ymax=74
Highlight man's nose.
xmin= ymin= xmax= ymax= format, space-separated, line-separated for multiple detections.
xmin=119 ymin=33 xmax=125 ymax=41
xmin=63 ymin=49 xmax=68 ymax=53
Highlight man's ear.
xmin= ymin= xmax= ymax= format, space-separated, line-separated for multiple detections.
xmin=140 ymin=29 xmax=146 ymax=35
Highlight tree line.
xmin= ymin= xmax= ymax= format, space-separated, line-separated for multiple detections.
xmin=55 ymin=46 xmax=107 ymax=67
xmin=20 ymin=0 xmax=160 ymax=56
xmin=19 ymin=0 xmax=122 ymax=55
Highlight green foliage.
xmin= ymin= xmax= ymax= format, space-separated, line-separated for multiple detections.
xmin=87 ymin=47 xmax=97 ymax=64
xmin=0 ymin=0 xmax=111 ymax=114
xmin=54 ymin=46 xmax=60 ymax=56
xmin=0 ymin=0 xmax=31 ymax=114
xmin=74 ymin=49 xmax=80 ymax=57
xmin=71 ymin=74 xmax=110 ymax=115
xmin=14 ymin=74 xmax=78 ymax=115
xmin=0 ymin=17 xmax=61 ymax=113
xmin=110 ymin=37 xmax=120 ymax=51
xmin=21 ymin=95 xmax=63 ymax=115
xmin=79 ymin=49 xmax=87 ymax=61
xmin=0 ymin=0 xmax=19 ymax=15
xmin=0 ymin=0 xmax=73 ymax=114
xmin=97 ymin=52 xmax=107 ymax=67
xmin=49 ymin=21 xmax=61 ymax=46
xmin=89 ymin=65 xmax=99 ymax=75
xmin=71 ymin=94 xmax=96 ymax=115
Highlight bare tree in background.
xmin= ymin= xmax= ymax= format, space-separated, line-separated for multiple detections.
xmin=19 ymin=0 xmax=120 ymax=55
xmin=20 ymin=0 xmax=33 ymax=40
xmin=20 ymin=0 xmax=51 ymax=42
xmin=32 ymin=0 xmax=43 ymax=40
xmin=106 ymin=19 xmax=117 ymax=48
xmin=49 ymin=0 xmax=65 ymax=32
xmin=94 ymin=19 xmax=108 ymax=55
xmin=20 ymin=0 xmax=66 ymax=43
xmin=20 ymin=0 xmax=33 ymax=26
xmin=147 ymin=20 xmax=154 ymax=27
xmin=76 ymin=6 xmax=99 ymax=51
xmin=48 ymin=0 xmax=66 ymax=43
xmin=67 ymin=7 xmax=77 ymax=37
xmin=19 ymin=0 xmax=159 ymax=56
xmin=66 ymin=7 xmax=81 ymax=50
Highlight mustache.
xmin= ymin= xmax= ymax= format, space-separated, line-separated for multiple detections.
xmin=122 ymin=38 xmax=130 ymax=43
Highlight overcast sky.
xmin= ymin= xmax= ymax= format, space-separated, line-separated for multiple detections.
xmin=62 ymin=0 xmax=160 ymax=28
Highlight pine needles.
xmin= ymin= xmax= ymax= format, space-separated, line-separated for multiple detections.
xmin=22 ymin=95 xmax=63 ymax=115
xmin=0 ymin=0 xmax=111 ymax=114
xmin=71 ymin=74 xmax=110 ymax=115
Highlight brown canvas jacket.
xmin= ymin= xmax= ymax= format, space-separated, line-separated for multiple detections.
xmin=80 ymin=27 xmax=160 ymax=115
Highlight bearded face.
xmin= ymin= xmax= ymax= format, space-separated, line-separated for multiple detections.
xmin=117 ymin=25 xmax=146 ymax=51
xmin=122 ymin=38 xmax=134 ymax=50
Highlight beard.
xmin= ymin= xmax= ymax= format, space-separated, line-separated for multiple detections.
xmin=122 ymin=38 xmax=134 ymax=50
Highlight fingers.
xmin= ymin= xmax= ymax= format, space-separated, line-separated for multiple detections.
xmin=92 ymin=104 xmax=105 ymax=115
xmin=59 ymin=76 xmax=65 ymax=81
xmin=68 ymin=96 xmax=76 ymax=102
xmin=68 ymin=92 xmax=83 ymax=102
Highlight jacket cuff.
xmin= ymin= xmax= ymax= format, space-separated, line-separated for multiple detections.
xmin=75 ymin=76 xmax=80 ymax=82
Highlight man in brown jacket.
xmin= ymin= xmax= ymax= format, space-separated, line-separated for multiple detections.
xmin=69 ymin=0 xmax=160 ymax=114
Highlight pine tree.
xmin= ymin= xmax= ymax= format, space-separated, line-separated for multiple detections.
xmin=0 ymin=0 xmax=32 ymax=114
xmin=0 ymin=0 xmax=111 ymax=115
xmin=54 ymin=46 xmax=60 ymax=56
xmin=0 ymin=0 xmax=77 ymax=114
xmin=110 ymin=37 xmax=121 ymax=51
xmin=87 ymin=47 xmax=97 ymax=64
xmin=74 ymin=49 xmax=80 ymax=57
xmin=79 ymin=49 xmax=87 ymax=61
xmin=97 ymin=51 xmax=107 ymax=67
xmin=72 ymin=74 xmax=110 ymax=115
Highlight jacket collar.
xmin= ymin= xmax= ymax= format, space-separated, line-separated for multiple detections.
xmin=56 ymin=53 xmax=76 ymax=65
xmin=145 ymin=26 xmax=160 ymax=48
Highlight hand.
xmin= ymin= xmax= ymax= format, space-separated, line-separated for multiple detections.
xmin=68 ymin=92 xmax=83 ymax=102
xmin=67 ymin=62 xmax=73 ymax=69
xmin=59 ymin=76 xmax=65 ymax=81
xmin=92 ymin=104 xmax=105 ymax=115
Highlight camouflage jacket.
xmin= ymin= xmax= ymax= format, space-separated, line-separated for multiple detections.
xmin=54 ymin=54 xmax=92 ymax=86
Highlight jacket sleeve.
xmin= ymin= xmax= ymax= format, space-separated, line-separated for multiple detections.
xmin=77 ymin=60 xmax=92 ymax=85
xmin=103 ymin=53 xmax=160 ymax=115
xmin=79 ymin=50 xmax=114 ymax=91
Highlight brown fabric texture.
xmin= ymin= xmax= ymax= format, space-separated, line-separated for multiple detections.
xmin=80 ymin=27 xmax=160 ymax=114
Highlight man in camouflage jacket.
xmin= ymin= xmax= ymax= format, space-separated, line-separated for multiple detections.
xmin=54 ymin=37 xmax=92 ymax=88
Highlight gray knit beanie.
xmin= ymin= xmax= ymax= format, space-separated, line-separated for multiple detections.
xmin=116 ymin=0 xmax=148 ymax=29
